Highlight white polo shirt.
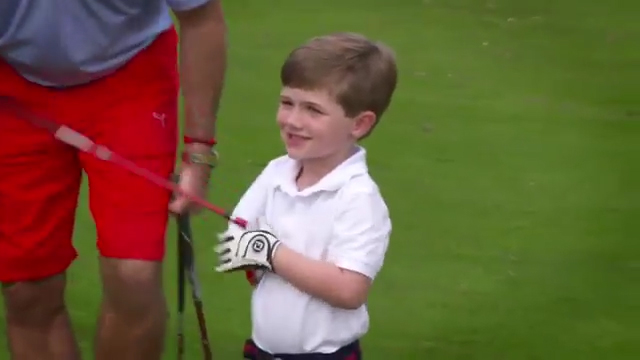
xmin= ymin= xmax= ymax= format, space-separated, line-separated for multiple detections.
xmin=228 ymin=146 xmax=392 ymax=354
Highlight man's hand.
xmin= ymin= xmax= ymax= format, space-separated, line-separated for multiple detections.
xmin=215 ymin=224 xmax=281 ymax=273
xmin=168 ymin=144 xmax=214 ymax=214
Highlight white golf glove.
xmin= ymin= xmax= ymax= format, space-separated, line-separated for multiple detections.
xmin=215 ymin=220 xmax=281 ymax=273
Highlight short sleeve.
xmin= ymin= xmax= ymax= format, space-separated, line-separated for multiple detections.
xmin=226 ymin=168 xmax=271 ymax=232
xmin=166 ymin=0 xmax=212 ymax=11
xmin=326 ymin=190 xmax=392 ymax=280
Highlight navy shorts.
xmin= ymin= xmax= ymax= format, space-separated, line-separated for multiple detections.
xmin=243 ymin=339 xmax=362 ymax=360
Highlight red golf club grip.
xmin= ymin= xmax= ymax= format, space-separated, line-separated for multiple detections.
xmin=105 ymin=150 xmax=248 ymax=228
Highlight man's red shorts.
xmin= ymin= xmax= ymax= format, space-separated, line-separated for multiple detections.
xmin=0 ymin=29 xmax=179 ymax=283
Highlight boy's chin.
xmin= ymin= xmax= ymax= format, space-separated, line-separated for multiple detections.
xmin=285 ymin=148 xmax=306 ymax=160
xmin=284 ymin=145 xmax=310 ymax=160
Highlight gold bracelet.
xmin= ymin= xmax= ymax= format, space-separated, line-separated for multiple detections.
xmin=181 ymin=149 xmax=219 ymax=168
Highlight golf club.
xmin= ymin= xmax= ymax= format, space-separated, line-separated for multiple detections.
xmin=0 ymin=96 xmax=248 ymax=228
xmin=177 ymin=210 xmax=213 ymax=360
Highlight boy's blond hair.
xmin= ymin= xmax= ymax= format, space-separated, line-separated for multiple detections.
xmin=280 ymin=32 xmax=398 ymax=130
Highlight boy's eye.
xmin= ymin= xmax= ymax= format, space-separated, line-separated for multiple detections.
xmin=307 ymin=106 xmax=322 ymax=114
xmin=280 ymin=99 xmax=293 ymax=106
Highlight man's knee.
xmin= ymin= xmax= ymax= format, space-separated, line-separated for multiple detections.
xmin=100 ymin=258 xmax=165 ymax=315
xmin=2 ymin=274 xmax=67 ymax=326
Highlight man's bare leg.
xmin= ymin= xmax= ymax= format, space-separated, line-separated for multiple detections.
xmin=94 ymin=258 xmax=167 ymax=360
xmin=2 ymin=274 xmax=81 ymax=360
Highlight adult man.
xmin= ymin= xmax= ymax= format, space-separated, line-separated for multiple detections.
xmin=0 ymin=1 xmax=226 ymax=359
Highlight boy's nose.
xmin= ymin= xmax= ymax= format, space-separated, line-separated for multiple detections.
xmin=281 ymin=112 xmax=303 ymax=128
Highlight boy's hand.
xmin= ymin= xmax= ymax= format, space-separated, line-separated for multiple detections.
xmin=215 ymin=226 xmax=281 ymax=272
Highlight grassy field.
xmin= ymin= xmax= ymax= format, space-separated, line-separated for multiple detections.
xmin=2 ymin=0 xmax=640 ymax=358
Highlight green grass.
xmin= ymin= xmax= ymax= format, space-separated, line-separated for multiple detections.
xmin=2 ymin=0 xmax=640 ymax=358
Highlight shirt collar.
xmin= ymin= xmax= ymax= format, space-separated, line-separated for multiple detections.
xmin=275 ymin=146 xmax=368 ymax=196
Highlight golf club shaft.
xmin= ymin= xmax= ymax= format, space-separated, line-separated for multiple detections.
xmin=178 ymin=212 xmax=214 ymax=360
xmin=1 ymin=96 xmax=248 ymax=228
xmin=177 ymin=214 xmax=187 ymax=360
xmin=193 ymin=299 xmax=213 ymax=360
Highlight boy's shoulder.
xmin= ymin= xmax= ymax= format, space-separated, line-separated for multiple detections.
xmin=339 ymin=171 xmax=388 ymax=214
xmin=264 ymin=154 xmax=293 ymax=169
xmin=259 ymin=154 xmax=294 ymax=180
xmin=339 ymin=169 xmax=382 ymax=197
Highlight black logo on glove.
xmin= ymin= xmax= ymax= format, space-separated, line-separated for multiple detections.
xmin=250 ymin=236 xmax=267 ymax=253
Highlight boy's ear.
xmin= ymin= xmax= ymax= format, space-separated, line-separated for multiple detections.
xmin=351 ymin=111 xmax=377 ymax=139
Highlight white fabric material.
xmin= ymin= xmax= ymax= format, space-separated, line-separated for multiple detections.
xmin=227 ymin=147 xmax=391 ymax=354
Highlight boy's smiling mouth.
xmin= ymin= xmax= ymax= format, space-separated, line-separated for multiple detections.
xmin=285 ymin=132 xmax=311 ymax=146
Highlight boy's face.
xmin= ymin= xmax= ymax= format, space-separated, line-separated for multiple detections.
xmin=276 ymin=87 xmax=376 ymax=163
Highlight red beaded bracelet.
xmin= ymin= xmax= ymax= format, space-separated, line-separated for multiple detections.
xmin=183 ymin=136 xmax=217 ymax=147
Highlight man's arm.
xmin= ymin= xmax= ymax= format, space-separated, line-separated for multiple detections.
xmin=168 ymin=0 xmax=227 ymax=214
xmin=172 ymin=0 xmax=227 ymax=140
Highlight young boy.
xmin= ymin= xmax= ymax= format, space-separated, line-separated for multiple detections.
xmin=215 ymin=32 xmax=398 ymax=360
